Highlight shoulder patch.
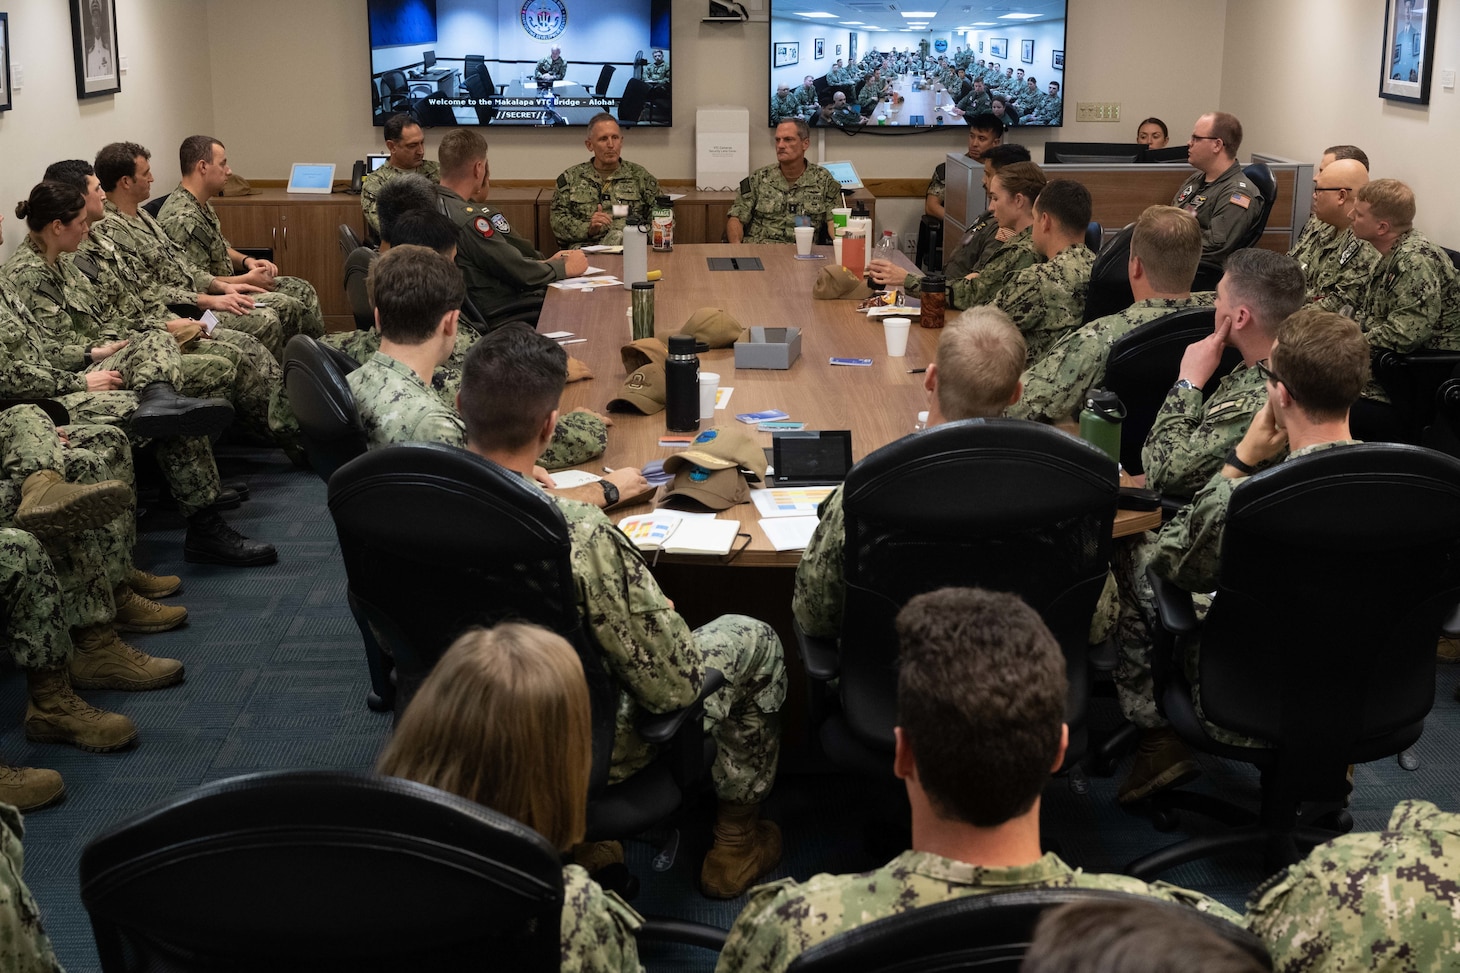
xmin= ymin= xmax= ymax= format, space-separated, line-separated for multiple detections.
xmin=739 ymin=177 xmax=752 ymax=194
xmin=557 ymin=173 xmax=569 ymax=189
xmin=473 ymin=216 xmax=495 ymax=239
xmin=1229 ymin=193 xmax=1251 ymax=209
xmin=491 ymin=212 xmax=512 ymax=234
xmin=1339 ymin=239 xmax=1362 ymax=266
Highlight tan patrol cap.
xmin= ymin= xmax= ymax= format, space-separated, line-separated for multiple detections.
xmin=812 ymin=265 xmax=874 ymax=300
xmin=620 ymin=337 xmax=668 ymax=373
xmin=606 ymin=362 xmax=666 ymax=414
xmin=658 ymin=465 xmax=751 ymax=511
xmin=679 ymin=307 xmax=746 ymax=349
xmin=662 ymin=426 xmax=767 ymax=482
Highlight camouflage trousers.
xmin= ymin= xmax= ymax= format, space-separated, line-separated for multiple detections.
xmin=0 ymin=528 xmax=70 ymax=669
xmin=91 ymin=327 xmax=232 ymax=398
xmin=205 ymin=304 xmax=285 ymax=369
xmin=609 ymin=614 xmax=787 ymax=806
xmin=251 ymin=277 xmax=325 ymax=361
xmin=197 ymin=327 xmax=282 ymax=445
xmin=53 ymin=390 xmax=220 ymax=519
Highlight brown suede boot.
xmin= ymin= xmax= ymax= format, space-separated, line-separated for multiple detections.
xmin=70 ymin=624 xmax=184 ymax=690
xmin=125 ymin=567 xmax=182 ymax=600
xmin=13 ymin=470 xmax=131 ymax=539
xmin=24 ymin=667 xmax=138 ymax=752
xmin=571 ymin=840 xmax=625 ymax=873
xmin=700 ymin=801 xmax=782 ymax=899
xmin=112 ymin=585 xmax=188 ymax=634
xmin=0 ymin=761 xmax=65 ymax=812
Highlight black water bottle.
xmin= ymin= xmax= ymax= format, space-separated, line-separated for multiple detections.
xmin=665 ymin=335 xmax=700 ymax=433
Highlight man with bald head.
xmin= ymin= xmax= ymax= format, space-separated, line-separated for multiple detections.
xmin=1287 ymin=145 xmax=1368 ymax=260
xmin=1291 ymin=157 xmax=1377 ymax=312
xmin=1171 ymin=112 xmax=1265 ymax=266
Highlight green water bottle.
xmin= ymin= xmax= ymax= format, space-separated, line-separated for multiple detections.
xmin=1079 ymin=388 xmax=1125 ymax=465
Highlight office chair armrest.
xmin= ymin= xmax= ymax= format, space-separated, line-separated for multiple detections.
xmin=635 ymin=916 xmax=728 ymax=952
xmin=0 ymin=399 xmax=71 ymax=427
xmin=1146 ymin=569 xmax=1200 ymax=636
xmin=167 ymin=303 xmax=204 ymax=319
xmin=637 ymin=668 xmax=725 ymax=745
xmin=1444 ymin=602 xmax=1460 ymax=638
xmin=793 ymin=619 xmax=840 ymax=683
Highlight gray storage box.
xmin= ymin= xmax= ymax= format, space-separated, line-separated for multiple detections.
xmin=733 ymin=327 xmax=802 ymax=370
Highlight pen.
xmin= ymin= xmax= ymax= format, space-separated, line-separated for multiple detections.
xmin=906 ymin=367 xmax=927 ymax=374
xmin=602 ymin=466 xmax=615 ymax=474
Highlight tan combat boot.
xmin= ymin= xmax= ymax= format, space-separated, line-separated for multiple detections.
xmin=70 ymin=624 xmax=185 ymax=690
xmin=13 ymin=470 xmax=131 ymax=539
xmin=112 ymin=584 xmax=188 ymax=634
xmin=125 ymin=567 xmax=182 ymax=600
xmin=700 ymin=801 xmax=782 ymax=899
xmin=24 ymin=667 xmax=138 ymax=752
xmin=0 ymin=761 xmax=65 ymax=812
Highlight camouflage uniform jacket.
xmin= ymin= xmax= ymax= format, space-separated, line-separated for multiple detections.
xmin=791 ymin=484 xmax=848 ymax=639
xmin=439 ymin=186 xmax=567 ymax=315
xmin=1292 ymin=221 xmax=1378 ymax=314
xmin=560 ymin=864 xmax=643 ymax=973
xmin=644 ymin=60 xmax=670 ymax=84
xmin=94 ymin=200 xmax=214 ymax=305
xmin=715 ymin=850 xmax=1239 ymax=973
xmin=75 ymin=227 xmax=182 ymax=330
xmin=1247 ymin=799 xmax=1460 ymax=973
xmin=956 ymin=89 xmax=992 ymax=115
xmin=551 ymin=160 xmax=662 ymax=248
xmin=1009 ymin=295 xmax=1215 ymax=424
xmin=346 ymin=352 xmax=466 ymax=449
xmin=0 ymin=803 xmax=64 ymax=973
xmin=795 ymin=83 xmax=818 ymax=108
xmin=361 ymin=160 xmax=442 ymax=237
xmin=1357 ymin=229 xmax=1460 ymax=353
xmin=770 ymin=93 xmax=802 ymax=123
xmin=1143 ymin=360 xmax=1271 ymax=500
xmin=1150 ymin=440 xmax=1356 ymax=593
xmin=944 ymin=211 xmax=1002 ymax=280
xmin=1171 ymin=162 xmax=1265 ymax=265
xmin=0 ymin=290 xmax=88 ymax=398
xmin=536 ymin=55 xmax=568 ymax=80
xmin=913 ymin=225 xmax=1038 ymax=309
xmin=728 ymin=164 xmax=843 ymax=245
xmin=994 ymin=243 xmax=1096 ymax=363
xmin=155 ymin=184 xmax=236 ymax=277
xmin=924 ymin=154 xmax=974 ymax=206
xmin=1 ymin=238 xmax=125 ymax=370
xmin=547 ymin=490 xmax=705 ymax=767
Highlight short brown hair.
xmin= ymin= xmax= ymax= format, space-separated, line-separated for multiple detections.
xmin=1032 ymin=179 xmax=1092 ymax=236
xmin=438 ymin=128 xmax=488 ymax=179
xmin=775 ymin=117 xmax=810 ymax=141
xmin=1131 ymin=205 xmax=1202 ymax=292
xmin=1022 ymin=899 xmax=1266 ymax=973
xmin=1220 ymin=248 xmax=1306 ymax=332
xmin=896 ymin=588 xmax=1066 ymax=827
xmin=1269 ymin=308 xmax=1370 ymax=422
xmin=1206 ymin=111 xmax=1243 ymax=155
xmin=587 ymin=112 xmax=619 ymax=135
xmin=376 ymin=623 xmax=592 ymax=851
xmin=992 ymin=162 xmax=1047 ymax=208
xmin=179 ymin=135 xmax=221 ymax=175
xmin=936 ymin=307 xmax=1026 ymax=418
xmin=94 ymin=141 xmax=150 ymax=192
xmin=366 ymin=244 xmax=464 ymax=344
xmin=1324 ymin=144 xmax=1370 ymax=170
xmin=459 ymin=327 xmax=567 ymax=454
xmin=1356 ymin=178 xmax=1416 ymax=232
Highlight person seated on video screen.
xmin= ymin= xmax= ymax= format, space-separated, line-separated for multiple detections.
xmin=536 ymin=46 xmax=567 ymax=81
xmin=551 ymin=114 xmax=662 ymax=249
xmin=645 ymin=49 xmax=670 ymax=85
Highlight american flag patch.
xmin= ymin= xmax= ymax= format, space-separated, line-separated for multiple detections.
xmin=1229 ymin=193 xmax=1251 ymax=209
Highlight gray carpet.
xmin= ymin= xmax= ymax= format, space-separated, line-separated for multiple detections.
xmin=6 ymin=448 xmax=1458 ymax=972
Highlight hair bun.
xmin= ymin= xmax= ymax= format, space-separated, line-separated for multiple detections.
xmin=14 ymin=201 xmax=28 ymax=219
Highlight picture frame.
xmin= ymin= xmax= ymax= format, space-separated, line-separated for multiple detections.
xmin=0 ymin=14 xmax=11 ymax=113
xmin=1021 ymin=39 xmax=1034 ymax=63
xmin=1052 ymin=49 xmax=1064 ymax=70
xmin=815 ymin=38 xmax=824 ymax=60
xmin=70 ymin=0 xmax=120 ymax=99
xmin=978 ymin=40 xmax=984 ymax=54
xmin=1379 ymin=0 xmax=1437 ymax=104
xmin=989 ymin=37 xmax=1007 ymax=58
xmin=835 ymin=43 xmax=841 ymax=56
xmin=774 ymin=41 xmax=799 ymax=68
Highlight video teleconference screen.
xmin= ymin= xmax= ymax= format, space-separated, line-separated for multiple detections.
xmin=769 ymin=0 xmax=1067 ymax=131
xmin=368 ymin=0 xmax=672 ymax=128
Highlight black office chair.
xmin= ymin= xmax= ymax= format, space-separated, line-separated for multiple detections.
xmin=79 ymin=771 xmax=567 ymax=973
xmin=141 ymin=193 xmax=169 ymax=219
xmin=280 ymin=336 xmax=366 ymax=485
xmin=1360 ymin=348 xmax=1460 ymax=445
xmin=1128 ymin=444 xmax=1460 ymax=879
xmin=337 ymin=223 xmax=362 ymax=256
xmin=1101 ymin=307 xmax=1238 ymax=480
xmin=1081 ymin=224 xmax=1135 ymax=324
xmin=796 ymin=419 xmax=1118 ymax=779
xmin=462 ymin=66 xmax=500 ymax=124
xmin=632 ymin=49 xmax=646 ymax=81
xmin=786 ymin=887 xmax=1271 ymax=972
xmin=1444 ymin=247 xmax=1460 ymax=271
xmin=1432 ymin=375 xmax=1460 ymax=458
xmin=479 ymin=293 xmax=544 ymax=332
xmin=462 ymin=53 xmax=484 ymax=85
xmin=327 ymin=443 xmax=722 ymax=841
xmin=379 ymin=69 xmax=415 ymax=113
xmin=1085 ymin=220 xmax=1103 ymax=252
xmin=594 ymin=63 xmax=616 ymax=96
xmin=915 ymin=214 xmax=943 ymax=273
xmin=618 ymin=77 xmax=652 ymax=126
xmin=1236 ymin=162 xmax=1278 ymax=251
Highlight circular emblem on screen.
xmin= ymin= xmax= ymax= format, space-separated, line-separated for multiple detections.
xmin=934 ymin=39 xmax=948 ymax=53
xmin=521 ymin=0 xmax=568 ymax=41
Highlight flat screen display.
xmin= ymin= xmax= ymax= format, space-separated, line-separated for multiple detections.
xmin=368 ymin=0 xmax=673 ymax=128
xmin=768 ymin=1 xmax=1067 ymax=132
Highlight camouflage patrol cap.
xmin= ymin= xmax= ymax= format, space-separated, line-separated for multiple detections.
xmin=679 ymin=307 xmax=746 ymax=349
xmin=620 ymin=337 xmax=668 ymax=373
xmin=662 ymin=427 xmax=767 ymax=482
xmin=606 ymin=362 xmax=666 ymax=414
xmin=812 ymin=265 xmax=874 ymax=300
xmin=658 ymin=464 xmax=751 ymax=511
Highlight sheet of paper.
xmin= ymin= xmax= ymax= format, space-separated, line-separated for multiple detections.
xmin=667 ymin=193 xmax=687 ymax=201
xmin=550 ymin=275 xmax=621 ymax=290
xmin=751 ymin=486 xmax=838 ymax=519
xmin=759 ymin=516 xmax=820 ymax=552
xmin=864 ymin=305 xmax=921 ymax=318
xmin=549 ymin=469 xmax=602 ymax=488
xmin=715 ymin=386 xmax=734 ymax=410
xmin=581 ymin=245 xmax=623 ymax=253
xmin=542 ymin=330 xmax=574 ymax=339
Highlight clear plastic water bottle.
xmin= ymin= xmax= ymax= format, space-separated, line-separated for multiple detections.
xmin=875 ymin=229 xmax=898 ymax=263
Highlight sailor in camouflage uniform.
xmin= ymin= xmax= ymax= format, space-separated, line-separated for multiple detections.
xmin=1247 ymin=799 xmax=1460 ymax=973
xmin=1011 ymin=206 xmax=1211 ymax=424
xmin=535 ymin=48 xmax=567 ymax=81
xmin=1171 ymin=112 xmax=1265 ymax=266
xmin=0 ymin=796 xmax=67 ymax=968
xmin=644 ymin=49 xmax=670 ymax=85
xmin=458 ymin=327 xmax=787 ymax=900
xmin=718 ymin=587 xmax=1237 ymax=973
xmin=551 ymin=115 xmax=662 ymax=248
xmin=1289 ymin=159 xmax=1378 ymax=314
xmin=924 ymin=114 xmax=1002 ymax=221
xmin=727 ymin=120 xmax=842 ymax=245
xmin=1350 ymin=179 xmax=1460 ymax=355
xmin=769 ymin=85 xmax=802 ymax=124
xmin=991 ymin=180 xmax=1094 ymax=363
xmin=360 ymin=114 xmax=441 ymax=239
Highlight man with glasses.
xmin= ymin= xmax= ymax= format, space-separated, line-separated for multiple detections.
xmin=1291 ymin=157 xmax=1377 ymax=312
xmin=361 ymin=114 xmax=440 ymax=240
xmin=1172 ymin=112 xmax=1265 ymax=266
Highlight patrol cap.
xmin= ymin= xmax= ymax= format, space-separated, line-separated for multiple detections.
xmin=606 ymin=362 xmax=666 ymax=414
xmin=662 ymin=427 xmax=767 ymax=482
xmin=679 ymin=307 xmax=746 ymax=349
xmin=620 ymin=337 xmax=668 ymax=373
xmin=812 ymin=265 xmax=874 ymax=301
xmin=658 ymin=465 xmax=751 ymax=511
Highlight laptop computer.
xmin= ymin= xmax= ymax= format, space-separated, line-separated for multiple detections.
xmin=771 ymin=430 xmax=853 ymax=486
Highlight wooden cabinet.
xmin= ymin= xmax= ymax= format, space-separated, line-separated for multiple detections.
xmin=211 ymin=190 xmax=366 ymax=332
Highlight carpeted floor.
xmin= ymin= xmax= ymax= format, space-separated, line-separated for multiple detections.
xmin=7 ymin=447 xmax=1459 ymax=972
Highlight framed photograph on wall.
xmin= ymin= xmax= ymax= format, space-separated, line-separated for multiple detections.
xmin=815 ymin=38 xmax=824 ymax=59
xmin=1380 ymin=0 xmax=1437 ymax=103
xmin=989 ymin=37 xmax=1007 ymax=58
xmin=835 ymin=43 xmax=841 ymax=56
xmin=1052 ymin=49 xmax=1064 ymax=70
xmin=1021 ymin=39 xmax=1034 ymax=63
xmin=774 ymin=41 xmax=799 ymax=68
xmin=0 ymin=14 xmax=11 ymax=113
xmin=71 ymin=0 xmax=120 ymax=98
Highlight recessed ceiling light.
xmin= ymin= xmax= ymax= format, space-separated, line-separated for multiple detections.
xmin=998 ymin=12 xmax=1041 ymax=19
xmin=796 ymin=11 xmax=838 ymax=18
xmin=901 ymin=10 xmax=937 ymax=16
xmin=841 ymin=21 xmax=864 ymax=25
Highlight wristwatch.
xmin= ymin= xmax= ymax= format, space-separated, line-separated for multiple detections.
xmin=1173 ymin=378 xmax=1197 ymax=392
xmin=598 ymin=479 xmax=620 ymax=507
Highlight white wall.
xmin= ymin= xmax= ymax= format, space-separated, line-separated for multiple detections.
xmin=0 ymin=0 xmax=215 ymax=264
xmin=1221 ymin=0 xmax=1459 ymax=245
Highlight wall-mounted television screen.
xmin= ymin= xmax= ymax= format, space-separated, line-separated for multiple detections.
xmin=368 ymin=0 xmax=672 ymax=127
xmin=768 ymin=1 xmax=1066 ymax=132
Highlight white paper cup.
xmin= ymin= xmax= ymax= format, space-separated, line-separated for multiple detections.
xmin=832 ymin=236 xmax=843 ymax=265
xmin=883 ymin=317 xmax=911 ymax=357
xmin=794 ymin=226 xmax=814 ymax=256
xmin=611 ymin=204 xmax=629 ymax=218
xmin=699 ymin=372 xmax=720 ymax=419
xmin=915 ymin=410 xmax=929 ymax=431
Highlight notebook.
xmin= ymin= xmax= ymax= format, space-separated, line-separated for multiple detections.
xmin=616 ymin=513 xmax=740 ymax=556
